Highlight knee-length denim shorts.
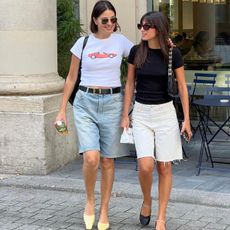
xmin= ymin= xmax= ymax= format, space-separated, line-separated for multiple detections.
xmin=73 ymin=89 xmax=128 ymax=158
xmin=132 ymin=101 xmax=183 ymax=162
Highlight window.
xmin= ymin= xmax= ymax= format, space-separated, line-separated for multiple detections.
xmin=153 ymin=0 xmax=230 ymax=71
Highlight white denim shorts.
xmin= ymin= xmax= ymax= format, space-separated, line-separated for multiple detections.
xmin=132 ymin=101 xmax=182 ymax=162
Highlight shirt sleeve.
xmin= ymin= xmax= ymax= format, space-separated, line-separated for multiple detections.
xmin=127 ymin=45 xmax=137 ymax=65
xmin=172 ymin=47 xmax=184 ymax=70
xmin=121 ymin=34 xmax=134 ymax=57
xmin=70 ymin=36 xmax=85 ymax=59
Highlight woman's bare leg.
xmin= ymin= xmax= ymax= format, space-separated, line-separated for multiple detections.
xmin=99 ymin=157 xmax=115 ymax=224
xmin=83 ymin=151 xmax=100 ymax=215
xmin=156 ymin=161 xmax=172 ymax=230
xmin=138 ymin=157 xmax=154 ymax=215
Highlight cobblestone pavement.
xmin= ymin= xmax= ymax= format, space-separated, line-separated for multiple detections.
xmin=0 ymin=186 xmax=230 ymax=230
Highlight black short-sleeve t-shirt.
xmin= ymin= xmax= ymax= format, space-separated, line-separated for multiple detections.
xmin=128 ymin=46 xmax=183 ymax=104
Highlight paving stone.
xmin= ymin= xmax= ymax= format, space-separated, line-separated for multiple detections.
xmin=177 ymin=220 xmax=209 ymax=229
xmin=199 ymin=216 xmax=222 ymax=223
xmin=45 ymin=204 xmax=67 ymax=211
xmin=15 ymin=224 xmax=40 ymax=230
xmin=0 ymin=216 xmax=22 ymax=223
xmin=66 ymin=223 xmax=85 ymax=230
xmin=28 ymin=227 xmax=53 ymax=230
xmin=219 ymin=218 xmax=230 ymax=225
xmin=47 ymin=221 xmax=73 ymax=229
xmin=31 ymin=219 xmax=56 ymax=227
xmin=204 ymin=223 xmax=229 ymax=229
xmin=46 ymin=215 xmax=71 ymax=223
xmin=0 ymin=222 xmax=23 ymax=230
xmin=181 ymin=212 xmax=205 ymax=221
xmin=17 ymin=207 xmax=41 ymax=213
xmin=31 ymin=213 xmax=54 ymax=220
xmin=15 ymin=217 xmax=37 ymax=225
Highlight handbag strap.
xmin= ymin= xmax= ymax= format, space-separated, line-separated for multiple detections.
xmin=168 ymin=47 xmax=173 ymax=77
xmin=79 ymin=36 xmax=89 ymax=68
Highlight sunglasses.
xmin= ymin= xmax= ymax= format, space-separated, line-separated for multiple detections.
xmin=137 ymin=23 xmax=156 ymax=31
xmin=101 ymin=17 xmax=117 ymax=25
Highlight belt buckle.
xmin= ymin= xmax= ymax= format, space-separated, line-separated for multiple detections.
xmin=92 ymin=88 xmax=101 ymax=94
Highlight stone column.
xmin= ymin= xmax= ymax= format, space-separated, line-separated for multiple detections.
xmin=193 ymin=4 xmax=216 ymax=44
xmin=0 ymin=0 xmax=77 ymax=175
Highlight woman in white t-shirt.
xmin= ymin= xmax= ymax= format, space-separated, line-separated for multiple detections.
xmin=56 ymin=1 xmax=133 ymax=230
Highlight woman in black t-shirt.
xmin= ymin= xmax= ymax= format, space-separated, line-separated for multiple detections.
xmin=121 ymin=11 xmax=192 ymax=230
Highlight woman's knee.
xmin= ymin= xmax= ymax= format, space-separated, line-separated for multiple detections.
xmin=157 ymin=162 xmax=172 ymax=176
xmin=138 ymin=158 xmax=154 ymax=174
xmin=100 ymin=158 xmax=114 ymax=170
xmin=83 ymin=152 xmax=100 ymax=169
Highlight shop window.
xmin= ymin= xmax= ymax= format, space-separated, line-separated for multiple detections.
xmin=154 ymin=0 xmax=230 ymax=71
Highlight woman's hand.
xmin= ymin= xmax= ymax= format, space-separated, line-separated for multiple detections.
xmin=120 ymin=115 xmax=130 ymax=130
xmin=180 ymin=120 xmax=192 ymax=142
xmin=55 ymin=111 xmax=67 ymax=127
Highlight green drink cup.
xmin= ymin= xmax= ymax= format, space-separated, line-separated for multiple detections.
xmin=55 ymin=120 xmax=68 ymax=135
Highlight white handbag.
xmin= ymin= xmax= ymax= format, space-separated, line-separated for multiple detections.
xmin=120 ymin=128 xmax=134 ymax=144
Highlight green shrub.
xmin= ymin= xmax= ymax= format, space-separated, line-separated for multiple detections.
xmin=57 ymin=0 xmax=83 ymax=78
xmin=120 ymin=57 xmax=128 ymax=85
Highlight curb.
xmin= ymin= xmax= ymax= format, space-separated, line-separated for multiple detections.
xmin=1 ymin=175 xmax=230 ymax=209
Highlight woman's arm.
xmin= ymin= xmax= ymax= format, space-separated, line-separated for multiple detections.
xmin=175 ymin=66 xmax=193 ymax=140
xmin=121 ymin=63 xmax=136 ymax=129
xmin=56 ymin=55 xmax=80 ymax=124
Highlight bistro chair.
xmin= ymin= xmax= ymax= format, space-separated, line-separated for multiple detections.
xmin=190 ymin=72 xmax=217 ymax=136
xmin=205 ymin=86 xmax=230 ymax=134
xmin=191 ymin=72 xmax=217 ymax=102
xmin=205 ymin=86 xmax=230 ymax=97
xmin=225 ymin=74 xmax=230 ymax=88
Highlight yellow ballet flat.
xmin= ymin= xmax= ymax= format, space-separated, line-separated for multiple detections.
xmin=83 ymin=213 xmax=95 ymax=230
xmin=97 ymin=222 xmax=110 ymax=230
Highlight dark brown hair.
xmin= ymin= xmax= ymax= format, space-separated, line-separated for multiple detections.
xmin=90 ymin=0 xmax=118 ymax=33
xmin=134 ymin=11 xmax=170 ymax=68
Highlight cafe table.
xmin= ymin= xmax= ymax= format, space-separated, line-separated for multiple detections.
xmin=192 ymin=97 xmax=230 ymax=175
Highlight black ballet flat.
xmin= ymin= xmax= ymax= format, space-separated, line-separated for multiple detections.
xmin=139 ymin=202 xmax=151 ymax=226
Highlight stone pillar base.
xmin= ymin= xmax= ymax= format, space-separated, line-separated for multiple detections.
xmin=0 ymin=94 xmax=77 ymax=175
xmin=0 ymin=73 xmax=64 ymax=95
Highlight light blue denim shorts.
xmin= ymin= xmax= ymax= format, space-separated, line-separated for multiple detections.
xmin=73 ymin=88 xmax=128 ymax=158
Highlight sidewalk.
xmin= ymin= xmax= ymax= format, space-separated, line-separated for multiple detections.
xmin=0 ymin=132 xmax=230 ymax=229
xmin=1 ymin=134 xmax=230 ymax=208
xmin=0 ymin=186 xmax=230 ymax=230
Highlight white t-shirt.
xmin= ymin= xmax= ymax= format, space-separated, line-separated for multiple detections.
xmin=70 ymin=33 xmax=134 ymax=87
